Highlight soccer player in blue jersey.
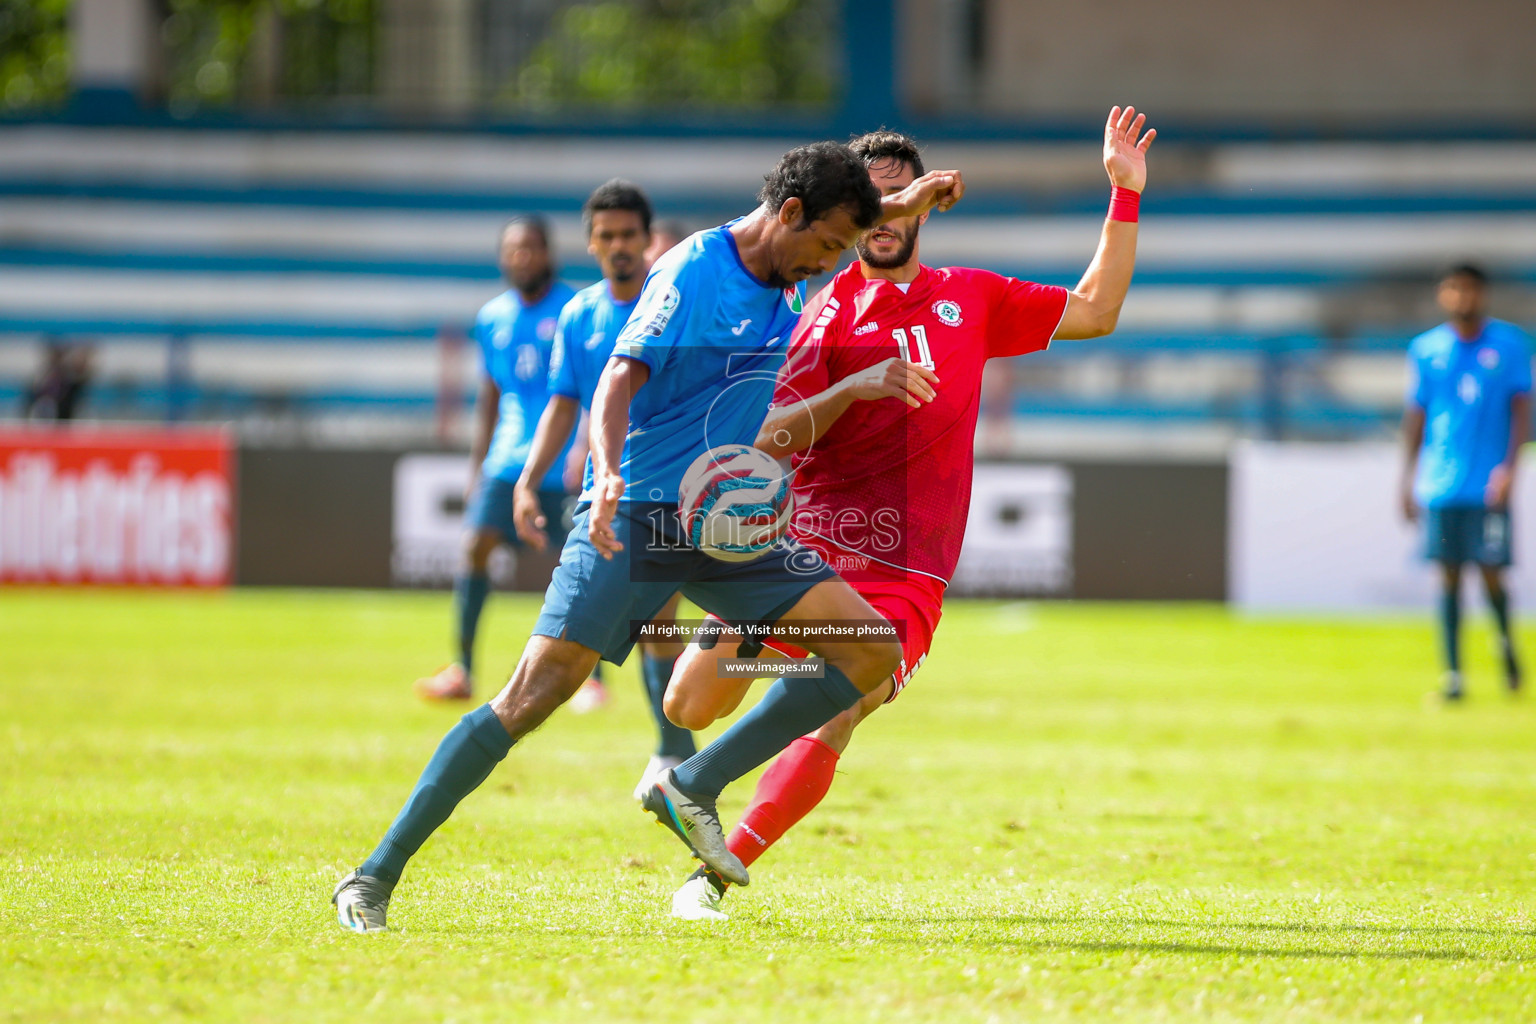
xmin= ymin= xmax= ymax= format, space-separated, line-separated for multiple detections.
xmin=333 ymin=142 xmax=963 ymax=931
xmin=511 ymin=179 xmax=697 ymax=797
xmin=414 ymin=216 xmax=583 ymax=702
xmin=1400 ymin=264 xmax=1532 ymax=701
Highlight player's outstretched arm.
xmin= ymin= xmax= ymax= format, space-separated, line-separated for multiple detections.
xmin=587 ymin=356 xmax=648 ymax=558
xmin=513 ymin=395 xmax=580 ymax=550
xmin=1053 ymin=106 xmax=1156 ymax=341
xmin=877 ymin=169 xmax=964 ymax=225
xmin=756 ymin=358 xmax=938 ymax=458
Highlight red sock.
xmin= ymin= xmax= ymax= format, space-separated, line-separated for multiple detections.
xmin=725 ymin=736 xmax=840 ymax=870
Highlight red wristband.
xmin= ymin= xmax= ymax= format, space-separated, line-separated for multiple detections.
xmin=1108 ymin=185 xmax=1141 ymax=223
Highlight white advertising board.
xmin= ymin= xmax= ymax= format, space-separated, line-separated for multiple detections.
xmin=950 ymin=463 xmax=1073 ymax=597
xmin=1230 ymin=441 xmax=1536 ymax=610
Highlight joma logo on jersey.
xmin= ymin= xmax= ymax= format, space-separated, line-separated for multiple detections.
xmin=932 ymin=300 xmax=963 ymax=326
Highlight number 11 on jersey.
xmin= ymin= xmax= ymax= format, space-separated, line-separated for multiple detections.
xmin=892 ymin=325 xmax=935 ymax=370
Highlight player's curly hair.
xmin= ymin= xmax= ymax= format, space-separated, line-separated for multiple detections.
xmin=500 ymin=214 xmax=551 ymax=250
xmin=849 ymin=129 xmax=925 ymax=177
xmin=582 ymin=179 xmax=653 ymax=236
xmin=759 ymin=142 xmax=882 ymax=230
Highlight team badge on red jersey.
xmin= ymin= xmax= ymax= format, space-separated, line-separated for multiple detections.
xmin=932 ymin=300 xmax=962 ymax=326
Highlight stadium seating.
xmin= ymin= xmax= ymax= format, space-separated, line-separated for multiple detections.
xmin=3 ymin=126 xmax=1533 ymax=440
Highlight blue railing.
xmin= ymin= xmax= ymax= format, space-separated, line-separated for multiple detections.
xmin=1 ymin=320 xmax=1423 ymax=434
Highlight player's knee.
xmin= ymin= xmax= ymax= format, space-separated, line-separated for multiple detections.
xmin=463 ymin=530 xmax=498 ymax=571
xmin=663 ymin=684 xmax=719 ymax=732
xmin=831 ymin=638 xmax=903 ymax=693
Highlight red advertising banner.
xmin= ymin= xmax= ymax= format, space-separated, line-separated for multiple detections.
xmin=0 ymin=427 xmax=234 ymax=587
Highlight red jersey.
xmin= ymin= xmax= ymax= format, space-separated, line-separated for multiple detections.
xmin=773 ymin=262 xmax=1067 ymax=583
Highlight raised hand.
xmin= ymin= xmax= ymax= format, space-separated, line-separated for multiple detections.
xmin=1104 ymin=106 xmax=1155 ymax=193
xmin=879 ymin=169 xmax=965 ymax=223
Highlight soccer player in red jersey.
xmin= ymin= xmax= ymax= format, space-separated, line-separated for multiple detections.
xmin=663 ymin=108 xmax=1155 ymax=919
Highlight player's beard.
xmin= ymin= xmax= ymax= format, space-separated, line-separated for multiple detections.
xmin=856 ymin=222 xmax=919 ymax=270
xmin=511 ymin=264 xmax=553 ymax=298
xmin=607 ymin=252 xmax=638 ymax=284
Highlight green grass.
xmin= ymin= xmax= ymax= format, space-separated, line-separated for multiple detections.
xmin=3 ymin=589 xmax=1535 ymax=1023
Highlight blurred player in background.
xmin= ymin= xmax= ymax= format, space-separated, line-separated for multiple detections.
xmin=644 ymin=219 xmax=688 ymax=267
xmin=1400 ymin=264 xmax=1531 ymax=701
xmin=23 ymin=339 xmax=94 ymax=421
xmin=332 ymin=143 xmax=963 ymax=932
xmin=415 ymin=216 xmax=590 ymax=702
xmin=662 ymin=109 xmax=1154 ymax=920
xmin=512 ymin=179 xmax=697 ymax=796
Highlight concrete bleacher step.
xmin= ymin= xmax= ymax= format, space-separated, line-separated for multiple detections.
xmin=3 ymin=126 xmax=1529 ymax=434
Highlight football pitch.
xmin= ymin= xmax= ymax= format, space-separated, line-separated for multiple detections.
xmin=4 ymin=589 xmax=1534 ymax=1023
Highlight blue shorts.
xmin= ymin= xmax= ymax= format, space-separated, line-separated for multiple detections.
xmin=1424 ymin=505 xmax=1512 ymax=567
xmin=466 ymin=476 xmax=569 ymax=549
xmin=533 ymin=501 xmax=838 ymax=664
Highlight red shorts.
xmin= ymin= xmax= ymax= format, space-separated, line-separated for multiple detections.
xmin=708 ymin=536 xmax=946 ymax=703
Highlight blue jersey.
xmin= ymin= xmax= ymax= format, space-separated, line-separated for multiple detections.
xmin=609 ymin=222 xmax=806 ymax=503
xmin=1408 ymin=318 xmax=1532 ymax=507
xmin=475 ymin=283 xmax=577 ymax=487
xmin=549 ymin=281 xmax=639 ymax=496
xmin=550 ymin=282 xmax=639 ymax=411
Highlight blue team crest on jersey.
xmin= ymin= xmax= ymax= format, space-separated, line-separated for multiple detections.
xmin=642 ymin=286 xmax=682 ymax=336
xmin=783 ymin=287 xmax=803 ymax=315
xmin=1478 ymin=347 xmax=1500 ymax=369
xmin=515 ymin=344 xmax=542 ymax=381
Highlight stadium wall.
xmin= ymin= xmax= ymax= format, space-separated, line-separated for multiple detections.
xmin=231 ymin=447 xmax=1229 ymax=600
xmin=971 ymin=0 xmax=1536 ymax=123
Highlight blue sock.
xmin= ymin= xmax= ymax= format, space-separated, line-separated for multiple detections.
xmin=360 ymin=704 xmax=513 ymax=886
xmin=1487 ymin=582 xmax=1519 ymax=678
xmin=671 ymin=666 xmax=863 ymax=798
xmin=454 ymin=572 xmax=491 ymax=674
xmin=1439 ymin=583 xmax=1461 ymax=673
xmin=642 ymin=653 xmax=695 ymax=760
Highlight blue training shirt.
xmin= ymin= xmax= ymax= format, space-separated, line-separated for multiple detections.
xmin=1408 ymin=317 xmax=1532 ymax=508
xmin=548 ymin=280 xmax=639 ymax=495
xmin=475 ymin=283 xmax=577 ymax=487
xmin=550 ymin=281 xmax=639 ymax=412
xmin=607 ymin=222 xmax=806 ymax=504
